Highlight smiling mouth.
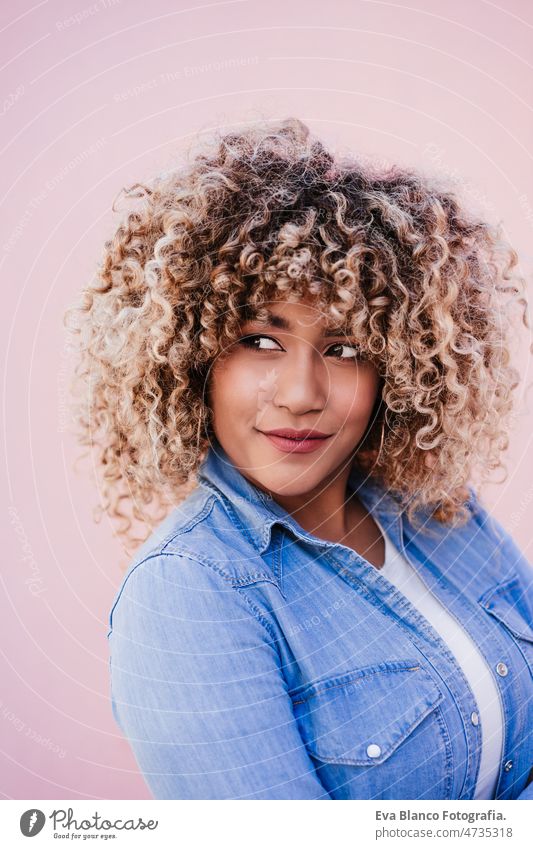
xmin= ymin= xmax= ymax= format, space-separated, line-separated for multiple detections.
xmin=257 ymin=429 xmax=333 ymax=454
xmin=260 ymin=428 xmax=333 ymax=439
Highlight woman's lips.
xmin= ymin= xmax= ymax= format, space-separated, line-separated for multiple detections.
xmin=259 ymin=431 xmax=333 ymax=454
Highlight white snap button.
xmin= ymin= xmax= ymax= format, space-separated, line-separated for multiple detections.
xmin=504 ymin=760 xmax=513 ymax=772
xmin=471 ymin=711 xmax=479 ymax=726
xmin=496 ymin=662 xmax=508 ymax=677
xmin=366 ymin=743 xmax=381 ymax=758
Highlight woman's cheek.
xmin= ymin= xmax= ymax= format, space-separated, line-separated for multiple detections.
xmin=212 ymin=358 xmax=268 ymax=414
xmin=333 ymin=374 xmax=378 ymax=421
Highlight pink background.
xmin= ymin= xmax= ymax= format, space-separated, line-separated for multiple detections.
xmin=1 ymin=0 xmax=532 ymax=799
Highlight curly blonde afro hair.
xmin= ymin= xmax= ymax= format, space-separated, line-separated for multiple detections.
xmin=66 ymin=117 xmax=530 ymax=552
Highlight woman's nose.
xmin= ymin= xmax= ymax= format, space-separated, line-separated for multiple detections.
xmin=271 ymin=348 xmax=328 ymax=414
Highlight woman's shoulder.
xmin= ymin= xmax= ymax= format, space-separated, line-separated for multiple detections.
xmin=106 ymin=536 xmax=280 ymax=661
xmin=128 ymin=483 xmax=215 ymax=564
xmin=465 ymin=485 xmax=533 ymax=594
xmin=106 ymin=483 xmax=282 ymax=637
xmin=402 ymin=483 xmax=532 ymax=598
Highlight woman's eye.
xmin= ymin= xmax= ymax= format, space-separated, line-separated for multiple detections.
xmin=238 ymin=334 xmax=283 ymax=352
xmin=326 ymin=343 xmax=362 ymax=360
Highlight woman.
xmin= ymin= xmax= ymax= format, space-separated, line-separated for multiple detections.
xmin=67 ymin=118 xmax=533 ymax=800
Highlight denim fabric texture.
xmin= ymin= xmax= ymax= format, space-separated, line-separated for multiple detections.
xmin=108 ymin=438 xmax=533 ymax=800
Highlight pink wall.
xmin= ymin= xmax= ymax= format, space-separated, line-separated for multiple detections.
xmin=1 ymin=0 xmax=532 ymax=799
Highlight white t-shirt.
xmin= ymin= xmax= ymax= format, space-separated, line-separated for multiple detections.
xmin=373 ymin=517 xmax=504 ymax=800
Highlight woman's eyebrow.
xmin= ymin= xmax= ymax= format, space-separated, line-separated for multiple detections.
xmin=243 ymin=311 xmax=352 ymax=337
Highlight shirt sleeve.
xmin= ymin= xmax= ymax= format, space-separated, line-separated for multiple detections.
xmin=108 ymin=551 xmax=331 ymax=800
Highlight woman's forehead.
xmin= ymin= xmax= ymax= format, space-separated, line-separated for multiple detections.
xmin=241 ymin=297 xmax=356 ymax=334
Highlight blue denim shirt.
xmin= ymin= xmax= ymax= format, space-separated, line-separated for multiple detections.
xmin=108 ymin=439 xmax=533 ymax=800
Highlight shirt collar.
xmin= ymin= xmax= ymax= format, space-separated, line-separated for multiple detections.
xmin=196 ymin=438 xmax=405 ymax=556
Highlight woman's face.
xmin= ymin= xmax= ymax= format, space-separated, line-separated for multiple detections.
xmin=207 ymin=296 xmax=381 ymax=498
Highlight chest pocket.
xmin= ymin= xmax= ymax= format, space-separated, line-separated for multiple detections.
xmin=478 ymin=572 xmax=533 ymax=678
xmin=290 ymin=659 xmax=453 ymax=800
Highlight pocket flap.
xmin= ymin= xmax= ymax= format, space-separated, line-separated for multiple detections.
xmin=478 ymin=573 xmax=533 ymax=643
xmin=290 ymin=659 xmax=443 ymax=766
